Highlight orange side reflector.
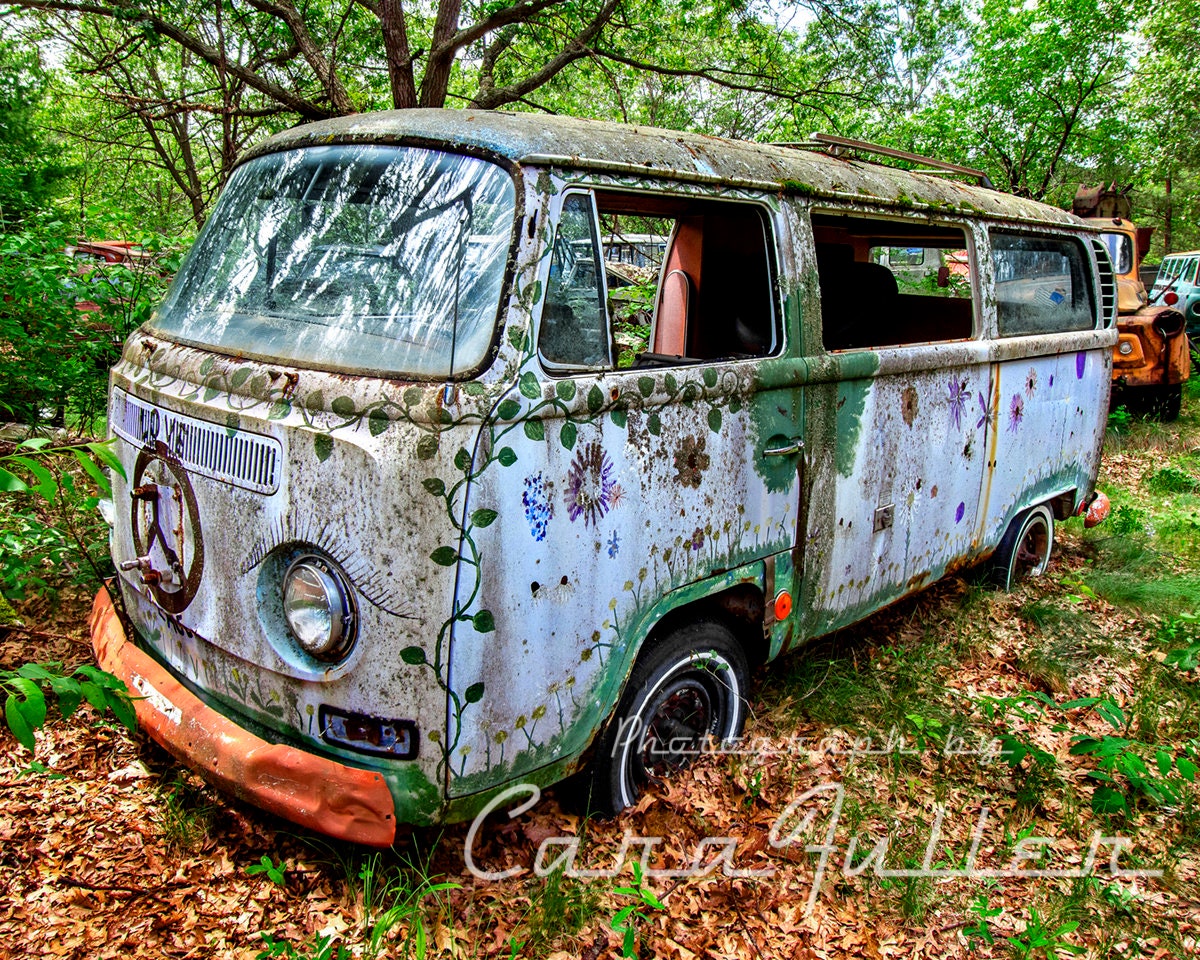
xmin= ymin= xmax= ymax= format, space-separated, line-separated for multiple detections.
xmin=774 ymin=590 xmax=793 ymax=622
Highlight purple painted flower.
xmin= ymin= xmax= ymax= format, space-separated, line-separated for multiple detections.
xmin=1008 ymin=393 xmax=1024 ymax=433
xmin=522 ymin=472 xmax=554 ymax=541
xmin=947 ymin=377 xmax=969 ymax=430
xmin=1049 ymin=374 xmax=1055 ymax=387
xmin=976 ymin=392 xmax=989 ymax=430
xmin=1076 ymin=351 xmax=1086 ymax=379
xmin=955 ymin=501 xmax=965 ymax=523
xmin=1025 ymin=367 xmax=1038 ymax=397
xmin=565 ymin=442 xmax=617 ymax=527
xmin=673 ymin=435 xmax=711 ymax=488
xmin=690 ymin=527 xmax=705 ymax=551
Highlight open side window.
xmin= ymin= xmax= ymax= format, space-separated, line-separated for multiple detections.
xmin=812 ymin=213 xmax=975 ymax=351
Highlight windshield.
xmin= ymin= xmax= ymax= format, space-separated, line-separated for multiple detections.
xmin=150 ymin=145 xmax=517 ymax=378
xmin=1100 ymin=232 xmax=1134 ymax=275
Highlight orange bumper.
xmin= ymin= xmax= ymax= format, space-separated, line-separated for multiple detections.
xmin=90 ymin=589 xmax=397 ymax=846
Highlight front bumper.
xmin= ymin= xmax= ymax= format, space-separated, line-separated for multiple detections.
xmin=90 ymin=588 xmax=397 ymax=846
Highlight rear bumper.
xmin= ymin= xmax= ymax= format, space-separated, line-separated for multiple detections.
xmin=90 ymin=588 xmax=397 ymax=846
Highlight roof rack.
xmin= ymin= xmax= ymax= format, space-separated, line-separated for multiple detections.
xmin=775 ymin=133 xmax=995 ymax=190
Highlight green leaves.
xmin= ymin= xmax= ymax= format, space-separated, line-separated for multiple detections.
xmin=430 ymin=546 xmax=458 ymax=566
xmin=400 ymin=646 xmax=427 ymax=665
xmin=470 ymin=508 xmax=498 ymax=528
xmin=2 ymin=661 xmax=134 ymax=753
xmin=246 ymin=855 xmax=288 ymax=887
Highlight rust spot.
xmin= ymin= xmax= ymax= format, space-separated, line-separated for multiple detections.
xmin=281 ymin=371 xmax=299 ymax=400
xmin=900 ymin=385 xmax=918 ymax=426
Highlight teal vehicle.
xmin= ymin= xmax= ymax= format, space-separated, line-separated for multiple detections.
xmin=1151 ymin=252 xmax=1200 ymax=339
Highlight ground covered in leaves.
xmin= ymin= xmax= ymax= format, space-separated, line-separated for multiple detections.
xmin=2 ymin=392 xmax=1200 ymax=960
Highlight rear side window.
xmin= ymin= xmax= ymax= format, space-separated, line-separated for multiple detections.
xmin=812 ymin=213 xmax=975 ymax=350
xmin=991 ymin=233 xmax=1095 ymax=337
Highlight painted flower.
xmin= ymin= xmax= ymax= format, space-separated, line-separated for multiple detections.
xmin=947 ymin=377 xmax=969 ymax=430
xmin=522 ymin=472 xmax=554 ymax=541
xmin=1075 ymin=351 xmax=1087 ymax=379
xmin=976 ymin=391 xmax=989 ymax=430
xmin=955 ymin=501 xmax=965 ymax=524
xmin=565 ymin=442 xmax=617 ymax=527
xmin=674 ymin=434 xmax=711 ymax=488
xmin=1025 ymin=367 xmax=1038 ymax=397
xmin=1008 ymin=393 xmax=1024 ymax=433
xmin=607 ymin=531 xmax=620 ymax=558
xmin=690 ymin=527 xmax=705 ymax=551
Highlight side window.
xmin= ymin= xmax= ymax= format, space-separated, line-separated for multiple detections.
xmin=539 ymin=192 xmax=611 ymax=370
xmin=991 ymin=233 xmax=1095 ymax=337
xmin=812 ymin=213 xmax=974 ymax=351
xmin=595 ymin=192 xmax=779 ymax=367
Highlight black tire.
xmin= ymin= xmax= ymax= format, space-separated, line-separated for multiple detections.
xmin=988 ymin=504 xmax=1054 ymax=591
xmin=590 ymin=620 xmax=749 ymax=816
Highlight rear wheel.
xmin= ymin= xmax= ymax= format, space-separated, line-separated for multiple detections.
xmin=590 ymin=620 xmax=749 ymax=815
xmin=989 ymin=504 xmax=1054 ymax=591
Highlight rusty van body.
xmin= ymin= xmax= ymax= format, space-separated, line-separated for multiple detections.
xmin=91 ymin=111 xmax=1116 ymax=845
xmin=1074 ymin=187 xmax=1190 ymax=420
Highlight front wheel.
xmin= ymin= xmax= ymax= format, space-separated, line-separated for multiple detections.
xmin=590 ymin=621 xmax=749 ymax=816
xmin=988 ymin=504 xmax=1054 ymax=591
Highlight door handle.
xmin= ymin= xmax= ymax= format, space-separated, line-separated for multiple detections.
xmin=763 ymin=437 xmax=804 ymax=457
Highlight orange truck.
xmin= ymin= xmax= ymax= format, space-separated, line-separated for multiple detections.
xmin=1073 ymin=184 xmax=1190 ymax=420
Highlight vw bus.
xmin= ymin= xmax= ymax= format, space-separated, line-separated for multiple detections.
xmin=91 ymin=110 xmax=1115 ymax=846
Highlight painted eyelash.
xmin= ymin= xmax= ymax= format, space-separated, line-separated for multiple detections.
xmin=241 ymin=513 xmax=415 ymax=620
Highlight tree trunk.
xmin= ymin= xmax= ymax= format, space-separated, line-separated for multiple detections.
xmin=380 ymin=0 xmax=419 ymax=108
xmin=1164 ymin=173 xmax=1173 ymax=255
xmin=419 ymin=0 xmax=464 ymax=108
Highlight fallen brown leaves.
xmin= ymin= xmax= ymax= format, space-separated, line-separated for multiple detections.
xmin=3 ymin=422 xmax=1200 ymax=959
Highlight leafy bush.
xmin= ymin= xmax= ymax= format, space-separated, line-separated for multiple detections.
xmin=1 ymin=661 xmax=134 ymax=752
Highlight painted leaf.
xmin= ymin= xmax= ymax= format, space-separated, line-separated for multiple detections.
xmin=519 ymin=372 xmax=541 ymax=400
xmin=729 ymin=395 xmax=743 ymax=414
xmin=507 ymin=326 xmax=528 ymax=352
xmin=497 ymin=446 xmax=518 ymax=467
xmin=610 ymin=409 xmax=627 ymax=428
xmin=403 ymin=386 xmax=423 ymax=406
xmin=464 ymin=682 xmax=486 ymax=703
xmin=497 ymin=399 xmax=522 ymax=420
xmin=664 ymin=373 xmax=678 ymax=394
xmin=305 ymin=390 xmax=325 ymax=411
xmin=430 ymin=546 xmax=458 ymax=566
xmin=422 ymin=477 xmax=446 ymax=496
xmin=454 ymin=447 xmax=472 ymax=471
xmin=648 ymin=413 xmax=662 ymax=436
xmin=556 ymin=379 xmax=576 ymax=401
xmin=707 ymin=407 xmax=723 ymax=432
xmin=587 ymin=385 xmax=603 ymax=413
xmin=471 ymin=508 xmax=498 ymax=528
xmin=230 ymin=368 xmax=251 ymax=388
xmin=400 ymin=646 xmax=427 ymax=665
xmin=268 ymin=400 xmax=292 ymax=421
xmin=463 ymin=381 xmax=485 ymax=396
xmin=523 ymin=419 xmax=545 ymax=441
xmin=682 ymin=382 xmax=698 ymax=404
xmin=331 ymin=396 xmax=357 ymax=418
xmin=560 ymin=421 xmax=577 ymax=449
xmin=433 ymin=406 xmax=454 ymax=425
xmin=314 ymin=434 xmax=334 ymax=462
xmin=416 ymin=434 xmax=440 ymax=460
xmin=198 ymin=356 xmax=214 ymax=376
xmin=368 ymin=410 xmax=390 ymax=436
xmin=638 ymin=376 xmax=655 ymax=398
xmin=472 ymin=609 xmax=496 ymax=633
xmin=702 ymin=367 xmax=718 ymax=388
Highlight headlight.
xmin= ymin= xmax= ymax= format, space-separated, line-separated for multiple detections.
xmin=1118 ymin=340 xmax=1133 ymax=355
xmin=282 ymin=554 xmax=356 ymax=661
